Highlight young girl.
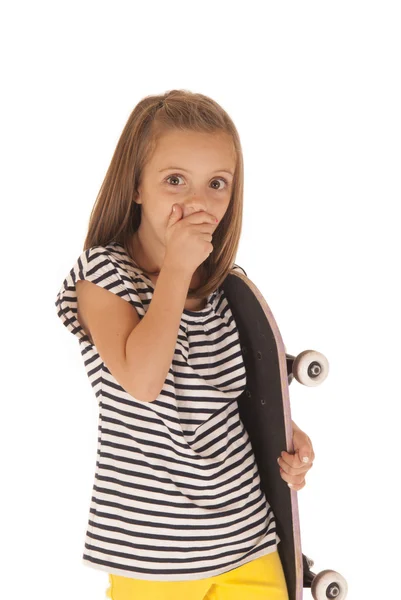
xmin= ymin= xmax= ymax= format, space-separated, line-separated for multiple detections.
xmin=55 ymin=90 xmax=314 ymax=600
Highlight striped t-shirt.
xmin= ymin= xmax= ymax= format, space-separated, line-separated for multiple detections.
xmin=55 ymin=241 xmax=280 ymax=581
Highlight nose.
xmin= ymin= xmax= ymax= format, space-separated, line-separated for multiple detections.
xmin=181 ymin=195 xmax=208 ymax=217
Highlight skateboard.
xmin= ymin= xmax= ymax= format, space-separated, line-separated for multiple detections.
xmin=221 ymin=270 xmax=348 ymax=600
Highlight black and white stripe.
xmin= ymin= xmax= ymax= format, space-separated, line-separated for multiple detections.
xmin=55 ymin=242 xmax=280 ymax=581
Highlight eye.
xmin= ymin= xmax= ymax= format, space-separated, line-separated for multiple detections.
xmin=165 ymin=174 xmax=229 ymax=191
xmin=210 ymin=177 xmax=229 ymax=190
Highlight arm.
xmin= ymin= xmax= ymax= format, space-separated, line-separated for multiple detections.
xmin=125 ymin=261 xmax=192 ymax=402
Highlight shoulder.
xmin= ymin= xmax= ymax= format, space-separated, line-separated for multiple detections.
xmin=55 ymin=243 xmax=145 ymax=343
xmin=82 ymin=243 xmax=137 ymax=281
xmin=231 ymin=263 xmax=247 ymax=277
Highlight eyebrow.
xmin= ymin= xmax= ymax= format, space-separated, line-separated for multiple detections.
xmin=159 ymin=166 xmax=234 ymax=176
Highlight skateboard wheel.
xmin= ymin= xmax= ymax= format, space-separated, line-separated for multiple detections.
xmin=311 ymin=569 xmax=348 ymax=599
xmin=292 ymin=350 xmax=329 ymax=387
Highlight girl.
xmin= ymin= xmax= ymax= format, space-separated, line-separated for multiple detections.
xmin=55 ymin=90 xmax=315 ymax=600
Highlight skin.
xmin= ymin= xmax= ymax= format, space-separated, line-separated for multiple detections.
xmin=130 ymin=128 xmax=315 ymax=490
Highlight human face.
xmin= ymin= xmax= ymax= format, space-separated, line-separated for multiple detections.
xmin=133 ymin=129 xmax=236 ymax=270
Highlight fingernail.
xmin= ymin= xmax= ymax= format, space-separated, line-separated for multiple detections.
xmin=302 ymin=457 xmax=309 ymax=463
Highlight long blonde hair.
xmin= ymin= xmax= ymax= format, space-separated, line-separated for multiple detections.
xmin=83 ymin=89 xmax=244 ymax=300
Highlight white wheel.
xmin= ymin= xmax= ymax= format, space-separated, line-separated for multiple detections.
xmin=311 ymin=569 xmax=348 ymax=599
xmin=292 ymin=350 xmax=329 ymax=387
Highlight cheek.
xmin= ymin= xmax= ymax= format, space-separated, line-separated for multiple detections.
xmin=219 ymin=201 xmax=231 ymax=217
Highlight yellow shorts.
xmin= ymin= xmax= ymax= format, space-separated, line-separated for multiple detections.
xmin=105 ymin=549 xmax=289 ymax=600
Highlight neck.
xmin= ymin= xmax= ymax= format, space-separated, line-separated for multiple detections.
xmin=130 ymin=228 xmax=163 ymax=275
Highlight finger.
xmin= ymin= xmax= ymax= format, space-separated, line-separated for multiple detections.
xmin=279 ymin=468 xmax=306 ymax=490
xmin=278 ymin=456 xmax=311 ymax=476
xmin=281 ymin=451 xmax=303 ymax=467
xmin=285 ymin=448 xmax=314 ymax=466
xmin=299 ymin=437 xmax=315 ymax=464
xmin=280 ymin=451 xmax=312 ymax=471
xmin=288 ymin=480 xmax=306 ymax=492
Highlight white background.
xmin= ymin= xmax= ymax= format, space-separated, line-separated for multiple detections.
xmin=2 ymin=1 xmax=400 ymax=598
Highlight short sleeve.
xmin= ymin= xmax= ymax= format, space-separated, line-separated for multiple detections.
xmin=55 ymin=245 xmax=141 ymax=342
xmin=231 ymin=263 xmax=248 ymax=277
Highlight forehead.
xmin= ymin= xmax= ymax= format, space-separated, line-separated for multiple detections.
xmin=150 ymin=129 xmax=236 ymax=170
